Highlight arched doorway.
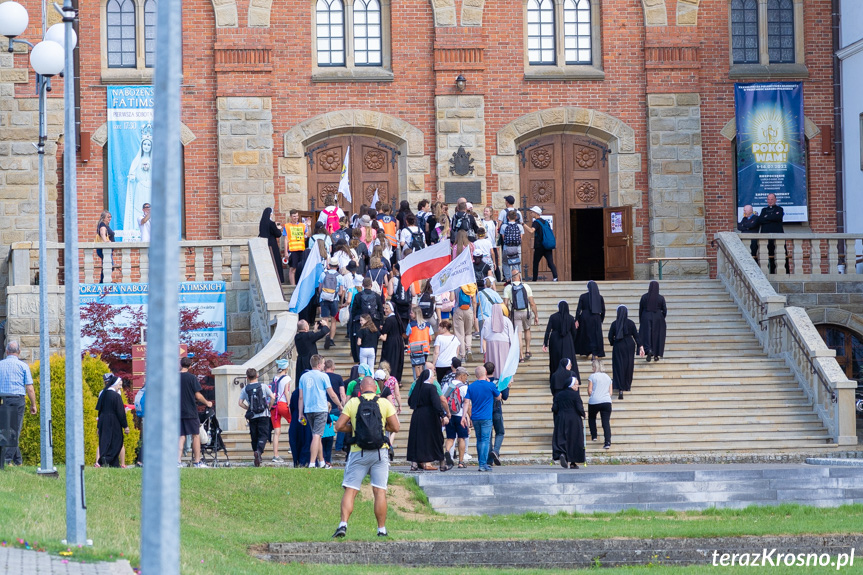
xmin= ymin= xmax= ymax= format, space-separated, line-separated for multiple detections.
xmin=518 ymin=134 xmax=631 ymax=281
xmin=817 ymin=325 xmax=863 ymax=385
xmin=306 ymin=135 xmax=400 ymax=216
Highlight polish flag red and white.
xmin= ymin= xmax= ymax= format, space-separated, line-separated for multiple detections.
xmin=399 ymin=239 xmax=452 ymax=287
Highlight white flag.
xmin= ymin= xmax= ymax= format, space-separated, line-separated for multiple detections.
xmin=337 ymin=146 xmax=352 ymax=202
xmin=429 ymin=246 xmax=475 ymax=296
xmin=371 ymin=187 xmax=380 ymax=210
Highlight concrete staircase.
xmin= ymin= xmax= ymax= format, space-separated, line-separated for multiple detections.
xmin=415 ymin=463 xmax=863 ymax=515
xmin=216 ymin=280 xmax=837 ymax=464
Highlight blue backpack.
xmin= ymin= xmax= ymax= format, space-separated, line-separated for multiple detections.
xmin=537 ymin=218 xmax=556 ymax=250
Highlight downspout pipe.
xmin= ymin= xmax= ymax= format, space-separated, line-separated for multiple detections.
xmin=833 ymin=0 xmax=845 ymax=233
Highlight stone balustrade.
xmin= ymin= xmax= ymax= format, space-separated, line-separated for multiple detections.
xmin=715 ymin=232 xmax=857 ymax=446
xmin=738 ymin=233 xmax=863 ymax=277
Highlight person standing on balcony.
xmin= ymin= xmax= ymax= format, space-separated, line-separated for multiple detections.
xmin=737 ymin=204 xmax=759 ymax=258
xmin=639 ymin=281 xmax=667 ymax=363
xmin=95 ymin=211 xmax=116 ymax=283
xmin=138 ymin=203 xmax=151 ymax=243
xmin=258 ymin=207 xmax=285 ymax=284
xmin=759 ymin=193 xmax=785 ymax=274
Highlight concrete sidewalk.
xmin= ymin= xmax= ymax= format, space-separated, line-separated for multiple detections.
xmin=0 ymin=547 xmax=134 ymax=575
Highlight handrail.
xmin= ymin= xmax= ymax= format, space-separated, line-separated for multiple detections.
xmin=769 ymin=312 xmax=836 ymax=404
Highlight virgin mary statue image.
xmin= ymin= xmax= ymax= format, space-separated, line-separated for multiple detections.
xmin=123 ymin=136 xmax=153 ymax=239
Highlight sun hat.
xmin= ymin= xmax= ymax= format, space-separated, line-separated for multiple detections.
xmin=529 ymin=205 xmax=543 ymax=216
xmin=360 ymin=215 xmax=372 ymax=227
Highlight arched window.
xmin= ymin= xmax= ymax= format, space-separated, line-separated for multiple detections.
xmin=316 ymin=0 xmax=345 ymax=67
xmin=144 ymin=0 xmax=156 ymax=68
xmin=817 ymin=325 xmax=863 ymax=384
xmin=767 ymin=0 xmax=794 ymax=64
xmin=106 ymin=0 xmax=137 ymax=68
xmin=353 ymin=0 xmax=381 ymax=66
xmin=731 ymin=0 xmax=759 ymax=64
xmin=563 ymin=0 xmax=591 ymax=65
xmin=527 ymin=0 xmax=555 ymax=65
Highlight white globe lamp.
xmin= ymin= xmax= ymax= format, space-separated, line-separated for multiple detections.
xmin=44 ymin=23 xmax=77 ymax=49
xmin=30 ymin=40 xmax=65 ymax=77
xmin=0 ymin=1 xmax=30 ymax=38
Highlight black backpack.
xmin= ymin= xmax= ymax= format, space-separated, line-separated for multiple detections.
xmin=418 ymin=291 xmax=434 ymax=319
xmin=354 ymin=395 xmax=386 ymax=451
xmin=511 ymin=283 xmax=528 ymax=311
xmin=360 ymin=291 xmax=380 ymax=321
xmin=245 ymin=383 xmax=267 ymax=419
xmin=410 ymin=228 xmax=426 ymax=251
xmin=392 ymin=278 xmax=411 ymax=306
xmin=451 ymin=212 xmax=470 ymax=241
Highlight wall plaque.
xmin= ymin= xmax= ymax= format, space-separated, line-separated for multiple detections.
xmin=444 ymin=181 xmax=482 ymax=204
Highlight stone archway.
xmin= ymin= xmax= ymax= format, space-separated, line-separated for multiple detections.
xmin=808 ymin=308 xmax=863 ymax=338
xmin=279 ymin=110 xmax=430 ymax=213
xmin=491 ymin=107 xmax=646 ymax=277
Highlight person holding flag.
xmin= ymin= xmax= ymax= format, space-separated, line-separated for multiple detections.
xmin=290 ymin=238 xmax=327 ymax=316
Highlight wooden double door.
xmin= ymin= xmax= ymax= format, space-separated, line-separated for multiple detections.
xmin=518 ymin=134 xmax=633 ymax=280
xmin=306 ymin=135 xmax=400 ymax=215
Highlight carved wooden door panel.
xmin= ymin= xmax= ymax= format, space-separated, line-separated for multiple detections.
xmin=603 ymin=206 xmax=634 ymax=280
xmin=307 ymin=136 xmax=399 ymax=218
xmin=518 ymin=135 xmax=563 ymax=280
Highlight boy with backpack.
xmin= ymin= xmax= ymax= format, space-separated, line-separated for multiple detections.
xmin=319 ymin=257 xmax=347 ymax=350
xmin=499 ymin=209 xmax=524 ymax=282
xmin=503 ymin=269 xmax=540 ymax=362
xmin=333 ymin=377 xmax=400 ymax=538
xmin=318 ymin=194 xmax=345 ymax=235
xmin=399 ymin=214 xmax=425 ymax=258
xmin=238 ymin=367 xmax=275 ymax=467
xmin=441 ymin=366 xmax=471 ymax=469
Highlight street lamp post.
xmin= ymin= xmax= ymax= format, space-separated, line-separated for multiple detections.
xmin=1 ymin=2 xmax=71 ymax=478
xmin=0 ymin=0 xmax=86 ymax=544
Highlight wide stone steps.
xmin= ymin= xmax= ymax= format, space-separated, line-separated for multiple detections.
xmin=413 ymin=464 xmax=863 ymax=515
xmin=242 ymin=279 xmax=836 ymax=463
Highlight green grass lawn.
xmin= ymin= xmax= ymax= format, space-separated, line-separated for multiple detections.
xmin=1 ymin=466 xmax=862 ymax=574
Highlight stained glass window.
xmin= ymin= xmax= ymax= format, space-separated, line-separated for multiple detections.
xmin=731 ymin=0 xmax=759 ymax=64
xmin=767 ymin=0 xmax=795 ymax=64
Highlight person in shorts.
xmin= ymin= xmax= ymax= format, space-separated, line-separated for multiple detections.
xmin=441 ymin=366 xmax=470 ymax=468
xmin=178 ymin=357 xmax=212 ymax=468
xmin=270 ymin=359 xmax=292 ymax=463
xmin=502 ymin=269 xmax=540 ymax=362
xmin=332 ymin=377 xmax=400 ymax=538
xmin=298 ymin=354 xmax=343 ymax=469
xmin=319 ymin=257 xmax=346 ymax=349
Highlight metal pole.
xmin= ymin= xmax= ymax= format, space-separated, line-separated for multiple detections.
xmin=37 ymin=74 xmax=55 ymax=476
xmin=61 ymin=0 xmax=87 ymax=545
xmin=140 ymin=0 xmax=182 ymax=568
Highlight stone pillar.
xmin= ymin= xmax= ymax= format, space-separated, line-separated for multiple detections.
xmin=647 ymin=93 xmax=707 ymax=277
xmin=435 ymin=95 xmax=486 ymax=204
xmin=217 ymin=97 xmax=274 ymax=239
xmin=1 ymin=50 xmax=62 ymax=323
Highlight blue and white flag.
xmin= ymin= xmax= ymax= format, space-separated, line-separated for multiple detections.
xmin=288 ymin=244 xmax=324 ymax=313
xmin=497 ymin=324 xmax=520 ymax=391
xmin=337 ymin=146 xmax=352 ymax=202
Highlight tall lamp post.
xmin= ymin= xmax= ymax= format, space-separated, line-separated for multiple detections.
xmin=0 ymin=2 xmax=75 ymax=477
xmin=0 ymin=0 xmax=87 ymax=544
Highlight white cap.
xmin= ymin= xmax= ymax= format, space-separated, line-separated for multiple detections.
xmin=374 ymin=369 xmax=386 ymax=380
xmin=328 ymin=257 xmax=338 ymax=266
xmin=529 ymin=205 xmax=543 ymax=215
xmin=473 ymin=248 xmax=487 ymax=257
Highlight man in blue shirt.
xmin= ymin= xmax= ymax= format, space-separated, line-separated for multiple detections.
xmin=463 ymin=365 xmax=500 ymax=472
xmin=0 ymin=341 xmax=37 ymax=466
xmin=298 ymin=354 xmax=343 ymax=469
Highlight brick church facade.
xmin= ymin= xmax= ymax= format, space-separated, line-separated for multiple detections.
xmin=1 ymin=0 xmax=839 ymax=287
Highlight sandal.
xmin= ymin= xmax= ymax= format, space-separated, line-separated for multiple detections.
xmin=457 ymin=462 xmax=466 ymax=469
xmin=409 ymin=463 xmax=419 ymax=472
xmin=519 ymin=358 xmax=525 ymax=363
xmin=439 ymin=463 xmax=452 ymax=472
xmin=524 ymin=352 xmax=532 ymax=360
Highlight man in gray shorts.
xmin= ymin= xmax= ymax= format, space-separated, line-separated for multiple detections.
xmin=332 ymin=377 xmax=400 ymax=538
xmin=502 ymin=270 xmax=540 ymax=362
xmin=298 ymin=354 xmax=343 ymax=469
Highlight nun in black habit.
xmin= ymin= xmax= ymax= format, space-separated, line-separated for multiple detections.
xmin=549 ymin=358 xmax=578 ymax=396
xmin=258 ymin=207 xmax=285 ymax=284
xmin=639 ymin=281 xmax=668 ymax=362
xmin=379 ymin=301 xmax=406 ymax=383
xmin=406 ymin=369 xmax=449 ymax=472
xmin=575 ymin=280 xmax=606 ymax=357
xmin=551 ymin=377 xmax=585 ymax=469
xmin=543 ymin=301 xmax=580 ymax=380
xmin=95 ymin=374 xmax=129 ymax=468
xmin=608 ymin=305 xmax=644 ymax=399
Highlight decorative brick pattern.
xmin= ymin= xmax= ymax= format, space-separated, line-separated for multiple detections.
xmin=646 ymin=93 xmax=707 ymax=276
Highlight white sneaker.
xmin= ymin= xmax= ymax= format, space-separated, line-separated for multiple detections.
xmin=272 ymin=456 xmax=285 ymax=463
xmin=193 ymin=461 xmax=208 ymax=468
xmin=177 ymin=462 xmax=185 ymax=468
xmin=464 ymin=453 xmax=472 ymax=461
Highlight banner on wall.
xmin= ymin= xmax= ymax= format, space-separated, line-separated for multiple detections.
xmin=734 ymin=82 xmax=807 ymax=223
xmin=80 ymin=281 xmax=227 ymax=353
xmin=107 ymin=86 xmax=154 ymax=241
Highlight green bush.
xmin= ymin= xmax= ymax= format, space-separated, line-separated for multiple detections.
xmin=20 ymin=355 xmax=100 ymax=467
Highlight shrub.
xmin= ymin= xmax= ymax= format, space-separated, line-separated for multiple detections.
xmin=20 ymin=355 xmax=100 ymax=467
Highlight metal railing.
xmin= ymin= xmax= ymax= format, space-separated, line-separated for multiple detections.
xmin=738 ymin=233 xmax=863 ymax=277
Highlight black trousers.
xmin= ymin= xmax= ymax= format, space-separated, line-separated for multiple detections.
xmin=248 ymin=417 xmax=270 ymax=455
xmin=2 ymin=396 xmax=25 ymax=465
xmin=532 ymin=248 xmax=558 ymax=281
xmin=588 ymin=402 xmax=612 ymax=446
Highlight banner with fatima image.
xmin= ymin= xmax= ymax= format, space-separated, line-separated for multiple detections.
xmin=107 ymin=86 xmax=154 ymax=241
xmin=734 ymin=82 xmax=807 ymax=223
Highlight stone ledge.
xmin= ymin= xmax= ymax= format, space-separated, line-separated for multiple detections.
xmin=729 ymin=63 xmax=810 ymax=80
xmin=523 ymin=65 xmax=605 ymax=81
xmin=311 ymin=68 xmax=395 ymax=83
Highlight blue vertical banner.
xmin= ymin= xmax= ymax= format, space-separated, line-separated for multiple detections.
xmin=107 ymin=86 xmax=154 ymax=241
xmin=735 ymin=82 xmax=807 ymax=223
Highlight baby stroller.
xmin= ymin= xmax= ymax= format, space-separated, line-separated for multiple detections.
xmin=200 ymin=407 xmax=230 ymax=467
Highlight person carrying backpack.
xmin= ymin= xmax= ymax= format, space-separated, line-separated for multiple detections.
xmin=350 ymin=277 xmax=384 ymax=363
xmin=319 ymin=257 xmax=346 ymax=350
xmin=499 ymin=209 xmax=525 ymax=282
xmin=503 ymin=269 xmax=540 ymax=362
xmin=398 ymin=214 xmax=425 ymax=257
xmin=317 ymin=194 xmax=345 ymax=235
xmin=524 ymin=205 xmax=558 ymax=282
xmin=332 ymin=377 xmax=400 ymax=539
xmin=238 ymin=367 xmax=275 ymax=467
xmin=449 ymin=200 xmax=478 ymax=243
xmin=269 ymin=359 xmax=292 ymax=463
xmin=441 ymin=366 xmax=470 ymax=469
xmin=452 ymin=284 xmax=477 ymax=363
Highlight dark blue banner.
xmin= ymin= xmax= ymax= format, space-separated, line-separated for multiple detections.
xmin=735 ymin=82 xmax=807 ymax=223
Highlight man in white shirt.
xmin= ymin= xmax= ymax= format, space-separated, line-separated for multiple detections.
xmin=138 ymin=203 xmax=151 ymax=242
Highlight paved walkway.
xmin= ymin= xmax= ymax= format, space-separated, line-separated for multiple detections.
xmin=0 ymin=547 xmax=133 ymax=575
